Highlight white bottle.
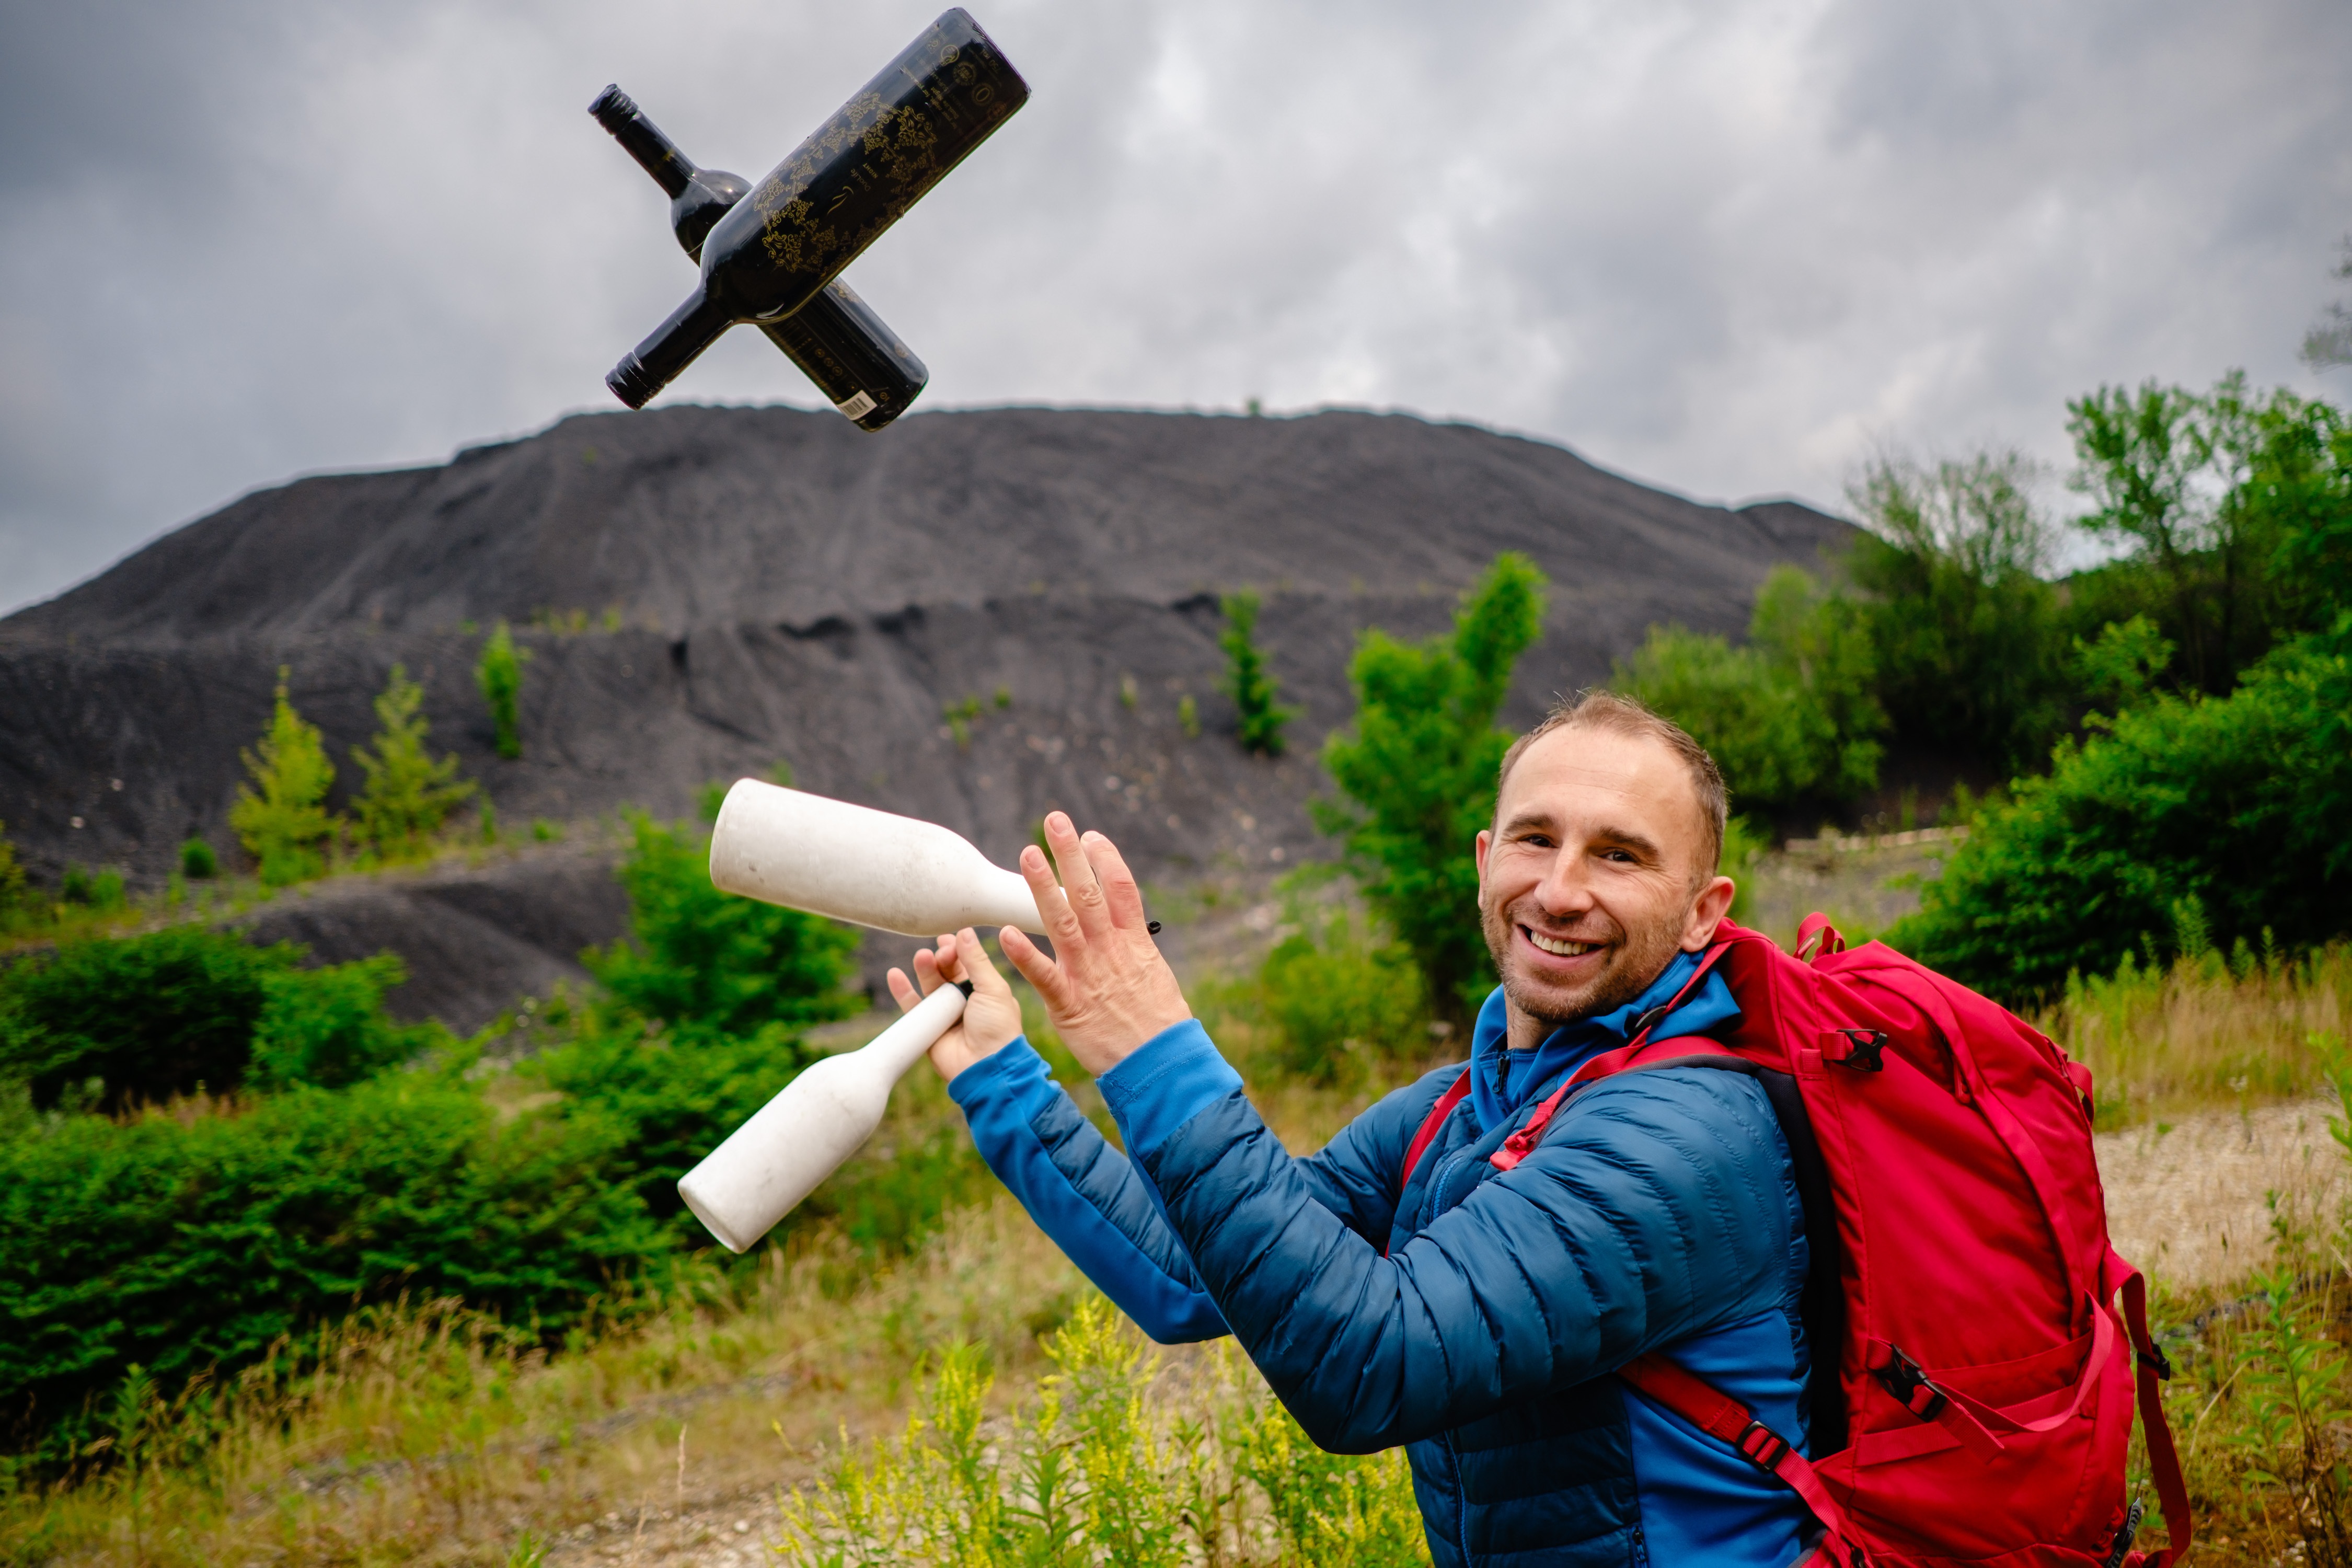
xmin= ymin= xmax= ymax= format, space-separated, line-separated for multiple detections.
xmin=678 ymin=979 xmax=970 ymax=1252
xmin=708 ymin=779 xmax=1041 ymax=936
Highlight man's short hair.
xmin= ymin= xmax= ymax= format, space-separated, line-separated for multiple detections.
xmin=1495 ymin=690 xmax=1728 ymax=882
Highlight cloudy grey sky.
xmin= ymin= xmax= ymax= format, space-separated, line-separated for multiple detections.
xmin=3 ymin=0 xmax=2348 ymax=614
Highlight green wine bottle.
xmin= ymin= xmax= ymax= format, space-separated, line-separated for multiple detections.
xmin=589 ymin=85 xmax=928 ymax=432
xmin=604 ymin=8 xmax=1027 ymax=410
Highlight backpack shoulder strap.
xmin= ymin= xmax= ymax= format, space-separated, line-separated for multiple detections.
xmin=1396 ymin=1069 xmax=1472 ymax=1196
xmin=1616 ymin=1352 xmax=1872 ymax=1564
xmin=1490 ymin=939 xmax=1736 ymax=1173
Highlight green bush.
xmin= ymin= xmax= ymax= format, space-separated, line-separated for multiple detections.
xmin=0 ymin=1069 xmax=663 ymax=1459
xmin=476 ymin=621 xmax=528 ymax=760
xmin=1318 ymin=554 xmax=1548 ymax=1023
xmin=0 ymin=822 xmax=25 ymax=917
xmin=248 ymin=953 xmax=423 ymax=1091
xmin=584 ymin=812 xmax=862 ymax=1045
xmin=1242 ymin=910 xmax=1425 ymax=1082
xmin=1617 ymin=566 xmax=1883 ymax=810
xmin=1218 ymin=589 xmax=1300 ymax=756
xmin=1888 ymin=628 xmax=2352 ymax=1001
xmin=177 ymin=838 xmax=218 ymax=880
xmin=350 ymin=663 xmax=474 ymax=860
xmin=229 ymin=668 xmax=340 ymax=885
xmin=0 ymin=928 xmax=423 ymax=1111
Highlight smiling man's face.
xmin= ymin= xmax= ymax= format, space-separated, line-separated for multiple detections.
xmin=1474 ymin=723 xmax=1735 ymax=1044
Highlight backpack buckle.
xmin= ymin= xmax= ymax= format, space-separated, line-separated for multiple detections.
xmin=1869 ymin=1342 xmax=1950 ymax=1422
xmin=2138 ymin=1342 xmax=2174 ymax=1381
xmin=1825 ymin=1029 xmax=1888 ymax=1072
xmin=1734 ymin=1419 xmax=1792 ymax=1472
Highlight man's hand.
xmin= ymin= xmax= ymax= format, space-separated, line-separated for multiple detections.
xmin=997 ymin=812 xmax=1191 ymax=1076
xmin=887 ymin=927 xmax=1024 ymax=1082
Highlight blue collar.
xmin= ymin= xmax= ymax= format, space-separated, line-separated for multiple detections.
xmin=1467 ymin=949 xmax=1742 ymax=1134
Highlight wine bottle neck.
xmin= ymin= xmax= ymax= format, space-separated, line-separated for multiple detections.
xmin=605 ymin=287 xmax=733 ymax=409
xmin=588 ymin=84 xmax=695 ymax=200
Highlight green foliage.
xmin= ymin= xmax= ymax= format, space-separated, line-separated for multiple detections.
xmin=475 ymin=621 xmax=528 ymax=760
xmin=229 ymin=668 xmax=340 ymax=886
xmin=350 ymin=664 xmax=474 ymax=860
xmin=1179 ymin=694 xmax=1201 ymax=739
xmin=1218 ymin=590 xmax=1300 ymax=756
xmin=0 ymin=821 xmax=26 ymax=915
xmin=2073 ymin=614 xmax=2174 ymax=718
xmin=2064 ymin=373 xmax=2315 ymax=693
xmin=177 ymin=837 xmax=217 ymax=880
xmin=1846 ymin=450 xmax=2072 ymax=769
xmin=1720 ymin=815 xmax=1768 ymax=924
xmin=1889 ymin=629 xmax=2352 ymax=1001
xmin=1318 ymin=554 xmax=1547 ymax=1023
xmin=1617 ymin=565 xmax=1884 ymax=810
xmin=0 ymin=1069 xmax=663 ymax=1461
xmin=59 ymin=866 xmax=124 ymax=910
xmin=584 ymin=812 xmax=862 ymax=1045
xmin=0 ymin=927 xmax=421 ymax=1111
xmin=248 ymin=954 xmax=422 ymax=1092
xmin=777 ymin=1295 xmax=1425 ymax=1567
xmin=1239 ymin=908 xmax=1425 ymax=1083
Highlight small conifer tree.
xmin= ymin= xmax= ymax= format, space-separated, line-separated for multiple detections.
xmin=230 ymin=668 xmax=340 ymax=885
xmin=1217 ymin=590 xmax=1300 ymax=755
xmin=351 ymin=664 xmax=475 ymax=860
xmin=0 ymin=819 xmax=27 ymax=913
xmin=476 ymin=620 xmax=529 ymax=759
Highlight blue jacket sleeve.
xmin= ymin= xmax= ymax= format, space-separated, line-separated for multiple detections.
xmin=1101 ymin=1022 xmax=1802 ymax=1454
xmin=947 ymin=1040 xmax=1229 ymax=1343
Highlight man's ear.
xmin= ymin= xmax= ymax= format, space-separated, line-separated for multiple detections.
xmin=1680 ymin=874 xmax=1737 ymax=951
xmin=1474 ymin=828 xmax=1493 ymax=889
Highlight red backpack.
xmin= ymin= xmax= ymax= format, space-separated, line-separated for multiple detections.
xmin=1398 ymin=917 xmax=2190 ymax=1568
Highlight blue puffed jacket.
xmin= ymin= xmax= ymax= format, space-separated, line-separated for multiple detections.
xmin=947 ymin=953 xmax=1814 ymax=1568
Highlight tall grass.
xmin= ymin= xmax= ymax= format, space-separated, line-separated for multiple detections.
xmin=778 ymin=1296 xmax=1424 ymax=1567
xmin=2034 ymin=943 xmax=2351 ymax=1128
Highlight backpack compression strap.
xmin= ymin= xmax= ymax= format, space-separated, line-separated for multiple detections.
xmin=1615 ymin=1352 xmax=1873 ymax=1566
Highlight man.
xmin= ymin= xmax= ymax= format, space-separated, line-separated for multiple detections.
xmin=889 ymin=692 xmax=1812 ymax=1567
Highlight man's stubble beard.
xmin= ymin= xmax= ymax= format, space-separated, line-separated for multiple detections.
xmin=1480 ymin=886 xmax=1690 ymax=1032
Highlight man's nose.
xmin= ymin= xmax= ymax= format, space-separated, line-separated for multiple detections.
xmin=1534 ymin=850 xmax=1598 ymax=916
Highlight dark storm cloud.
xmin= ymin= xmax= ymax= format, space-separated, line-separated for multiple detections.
xmin=2 ymin=0 xmax=2348 ymax=614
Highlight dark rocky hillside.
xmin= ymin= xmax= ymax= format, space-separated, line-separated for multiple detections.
xmin=0 ymin=405 xmax=1851 ymax=1025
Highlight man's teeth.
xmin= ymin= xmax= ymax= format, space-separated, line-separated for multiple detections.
xmin=1527 ymin=930 xmax=1596 ymax=957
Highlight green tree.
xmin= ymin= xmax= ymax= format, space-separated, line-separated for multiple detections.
xmin=1317 ymin=553 xmax=1548 ymax=1023
xmin=2065 ymin=373 xmax=2300 ymax=693
xmin=584 ymin=811 xmax=863 ymax=1046
xmin=1617 ymin=566 xmax=1884 ymax=810
xmin=229 ymin=667 xmax=340 ymax=885
xmin=0 ymin=819 xmax=26 ymax=916
xmin=476 ymin=620 xmax=529 ymax=760
xmin=1217 ymin=590 xmax=1300 ymax=755
xmin=351 ymin=664 xmax=475 ymax=859
xmin=1846 ymin=449 xmax=2071 ymax=769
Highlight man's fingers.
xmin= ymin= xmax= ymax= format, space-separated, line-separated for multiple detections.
xmin=912 ymin=947 xmax=947 ymax=996
xmin=1085 ymin=831 xmax=1151 ymax=933
xmin=931 ymin=933 xmax=966 ymax=985
xmin=1020 ymin=843 xmax=1086 ymax=947
xmin=999 ymin=925 xmax=1067 ymax=1009
xmin=955 ymin=928 xmax=1010 ymax=997
xmin=886 ymin=966 xmax=920 ymax=1013
xmin=1044 ymin=811 xmax=1114 ymax=942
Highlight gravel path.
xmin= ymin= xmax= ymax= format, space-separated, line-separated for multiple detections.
xmin=2099 ymin=1097 xmax=2348 ymax=1294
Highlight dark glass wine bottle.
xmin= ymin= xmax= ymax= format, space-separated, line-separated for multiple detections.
xmin=589 ymin=85 xmax=928 ymax=432
xmin=604 ymin=8 xmax=1027 ymax=410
